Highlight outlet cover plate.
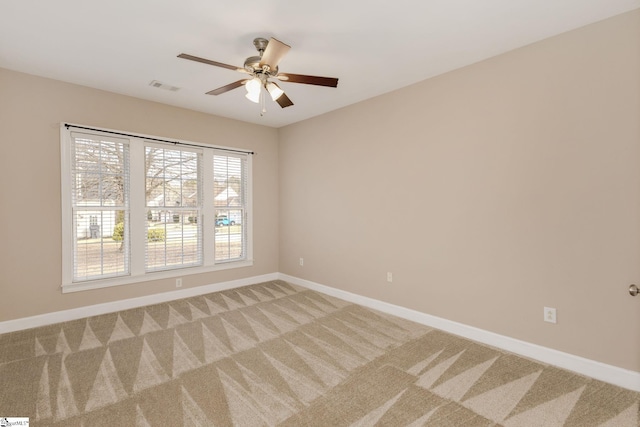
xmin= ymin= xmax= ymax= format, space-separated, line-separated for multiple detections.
xmin=544 ymin=306 xmax=557 ymax=324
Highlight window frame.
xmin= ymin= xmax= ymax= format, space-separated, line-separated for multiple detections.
xmin=61 ymin=123 xmax=253 ymax=293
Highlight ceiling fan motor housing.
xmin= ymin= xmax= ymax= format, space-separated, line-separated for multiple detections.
xmin=244 ymin=56 xmax=278 ymax=76
xmin=246 ymin=38 xmax=279 ymax=76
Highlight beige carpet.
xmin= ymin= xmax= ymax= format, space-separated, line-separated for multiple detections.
xmin=0 ymin=280 xmax=638 ymax=426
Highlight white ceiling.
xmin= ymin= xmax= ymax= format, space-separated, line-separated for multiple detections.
xmin=2 ymin=0 xmax=639 ymax=128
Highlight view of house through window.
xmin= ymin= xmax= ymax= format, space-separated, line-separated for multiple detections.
xmin=62 ymin=125 xmax=252 ymax=290
xmin=214 ymin=155 xmax=246 ymax=262
xmin=71 ymin=133 xmax=130 ymax=281
xmin=145 ymin=145 xmax=202 ymax=271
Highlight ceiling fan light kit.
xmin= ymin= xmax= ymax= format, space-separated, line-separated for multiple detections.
xmin=245 ymin=88 xmax=261 ymax=103
xmin=178 ymin=37 xmax=339 ymax=114
xmin=266 ymin=81 xmax=284 ymax=101
xmin=245 ymin=77 xmax=262 ymax=103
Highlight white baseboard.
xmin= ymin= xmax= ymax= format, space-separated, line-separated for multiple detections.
xmin=0 ymin=272 xmax=279 ymax=334
xmin=280 ymin=273 xmax=640 ymax=392
xmin=3 ymin=271 xmax=638 ymax=392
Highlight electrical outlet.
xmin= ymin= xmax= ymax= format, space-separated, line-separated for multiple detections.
xmin=299 ymin=258 xmax=304 ymax=266
xmin=176 ymin=278 xmax=182 ymax=288
xmin=544 ymin=306 xmax=556 ymax=324
xmin=387 ymin=272 xmax=393 ymax=283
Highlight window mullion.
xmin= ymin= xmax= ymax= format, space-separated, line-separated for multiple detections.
xmin=129 ymin=138 xmax=146 ymax=276
xmin=202 ymin=149 xmax=215 ymax=265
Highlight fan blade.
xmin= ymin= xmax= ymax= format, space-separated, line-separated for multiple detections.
xmin=206 ymin=79 xmax=248 ymax=96
xmin=260 ymin=38 xmax=291 ymax=70
xmin=178 ymin=53 xmax=247 ymax=73
xmin=276 ymin=73 xmax=338 ymax=87
xmin=276 ymin=92 xmax=294 ymax=108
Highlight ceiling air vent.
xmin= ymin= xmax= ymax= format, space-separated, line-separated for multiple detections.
xmin=149 ymin=80 xmax=180 ymax=91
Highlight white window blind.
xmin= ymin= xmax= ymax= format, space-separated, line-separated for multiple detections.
xmin=71 ymin=132 xmax=130 ymax=281
xmin=214 ymin=154 xmax=247 ymax=262
xmin=145 ymin=144 xmax=202 ymax=271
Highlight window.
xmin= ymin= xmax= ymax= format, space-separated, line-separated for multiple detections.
xmin=61 ymin=124 xmax=252 ymax=292
xmin=145 ymin=145 xmax=202 ymax=271
xmin=70 ymin=133 xmax=130 ymax=281
xmin=214 ymin=154 xmax=247 ymax=262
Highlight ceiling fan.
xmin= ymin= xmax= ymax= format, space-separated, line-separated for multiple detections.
xmin=178 ymin=37 xmax=339 ymax=110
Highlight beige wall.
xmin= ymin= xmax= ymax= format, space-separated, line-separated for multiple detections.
xmin=0 ymin=68 xmax=279 ymax=321
xmin=278 ymin=10 xmax=640 ymax=371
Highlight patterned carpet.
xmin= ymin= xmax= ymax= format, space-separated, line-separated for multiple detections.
xmin=0 ymin=280 xmax=638 ymax=426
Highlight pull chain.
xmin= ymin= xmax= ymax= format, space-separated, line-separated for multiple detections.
xmin=260 ymin=86 xmax=267 ymax=116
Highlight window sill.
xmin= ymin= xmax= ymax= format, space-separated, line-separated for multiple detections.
xmin=61 ymin=260 xmax=254 ymax=293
